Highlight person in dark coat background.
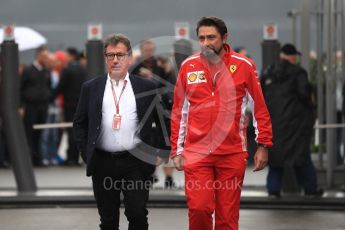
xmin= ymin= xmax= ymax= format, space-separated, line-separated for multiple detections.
xmin=130 ymin=39 xmax=166 ymax=81
xmin=54 ymin=47 xmax=87 ymax=165
xmin=154 ymin=39 xmax=193 ymax=188
xmin=130 ymin=39 xmax=168 ymax=183
xmin=261 ymin=43 xmax=323 ymax=198
xmin=20 ymin=45 xmax=52 ymax=166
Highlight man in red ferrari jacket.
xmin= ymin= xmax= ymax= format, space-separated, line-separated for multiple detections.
xmin=170 ymin=17 xmax=273 ymax=230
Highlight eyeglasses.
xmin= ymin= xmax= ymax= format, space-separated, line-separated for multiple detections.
xmin=104 ymin=52 xmax=128 ymax=61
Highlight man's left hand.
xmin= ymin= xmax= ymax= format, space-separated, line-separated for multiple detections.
xmin=155 ymin=156 xmax=164 ymax=166
xmin=253 ymin=146 xmax=268 ymax=172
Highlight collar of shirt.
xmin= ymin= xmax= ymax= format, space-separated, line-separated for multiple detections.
xmin=33 ymin=61 xmax=44 ymax=71
xmin=107 ymin=72 xmax=129 ymax=86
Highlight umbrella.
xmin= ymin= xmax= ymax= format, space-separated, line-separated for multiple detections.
xmin=0 ymin=27 xmax=47 ymax=51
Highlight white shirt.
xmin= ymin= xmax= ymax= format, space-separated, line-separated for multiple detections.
xmin=96 ymin=73 xmax=141 ymax=152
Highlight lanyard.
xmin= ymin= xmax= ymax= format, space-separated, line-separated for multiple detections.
xmin=110 ymin=79 xmax=127 ymax=115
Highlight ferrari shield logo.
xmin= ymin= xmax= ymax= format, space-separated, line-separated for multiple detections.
xmin=230 ymin=65 xmax=237 ymax=73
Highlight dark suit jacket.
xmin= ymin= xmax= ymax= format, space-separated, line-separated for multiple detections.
xmin=21 ymin=64 xmax=52 ymax=105
xmin=73 ymin=74 xmax=169 ymax=176
xmin=54 ymin=61 xmax=87 ymax=108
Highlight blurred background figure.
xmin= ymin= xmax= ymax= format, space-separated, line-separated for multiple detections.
xmin=130 ymin=39 xmax=166 ymax=80
xmin=156 ymin=55 xmax=176 ymax=188
xmin=130 ymin=39 xmax=167 ymax=183
xmin=261 ymin=43 xmax=323 ymax=198
xmin=335 ymin=50 xmax=344 ymax=166
xmin=40 ymin=50 xmax=67 ymax=165
xmin=234 ymin=46 xmax=249 ymax=57
xmin=308 ymin=50 xmax=318 ymax=87
xmin=18 ymin=63 xmax=26 ymax=76
xmin=155 ymin=39 xmax=193 ymax=188
xmin=79 ymin=50 xmax=87 ymax=68
xmin=131 ymin=38 xmax=194 ymax=187
xmin=20 ymin=45 xmax=52 ymax=167
xmin=53 ymin=47 xmax=87 ymax=166
xmin=172 ymin=39 xmax=193 ymax=71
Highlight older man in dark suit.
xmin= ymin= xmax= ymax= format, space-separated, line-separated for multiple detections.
xmin=73 ymin=33 xmax=168 ymax=230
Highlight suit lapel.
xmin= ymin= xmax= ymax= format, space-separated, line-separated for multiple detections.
xmin=129 ymin=75 xmax=142 ymax=120
xmin=129 ymin=74 xmax=140 ymax=96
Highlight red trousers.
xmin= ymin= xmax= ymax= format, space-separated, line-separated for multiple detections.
xmin=184 ymin=152 xmax=247 ymax=230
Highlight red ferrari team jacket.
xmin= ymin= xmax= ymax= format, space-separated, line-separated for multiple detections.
xmin=170 ymin=44 xmax=273 ymax=158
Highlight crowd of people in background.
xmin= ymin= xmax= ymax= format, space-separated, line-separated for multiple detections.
xmin=0 ymin=45 xmax=88 ymax=167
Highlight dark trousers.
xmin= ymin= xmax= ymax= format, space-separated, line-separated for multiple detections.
xmin=23 ymin=103 xmax=48 ymax=164
xmin=64 ymin=107 xmax=78 ymax=163
xmin=92 ymin=150 xmax=152 ymax=230
xmin=267 ymin=153 xmax=318 ymax=193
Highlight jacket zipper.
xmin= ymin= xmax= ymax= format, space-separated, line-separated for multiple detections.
xmin=212 ymin=71 xmax=220 ymax=96
xmin=210 ymin=71 xmax=220 ymax=153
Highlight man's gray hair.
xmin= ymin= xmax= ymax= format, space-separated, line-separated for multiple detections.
xmin=104 ymin=33 xmax=132 ymax=55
